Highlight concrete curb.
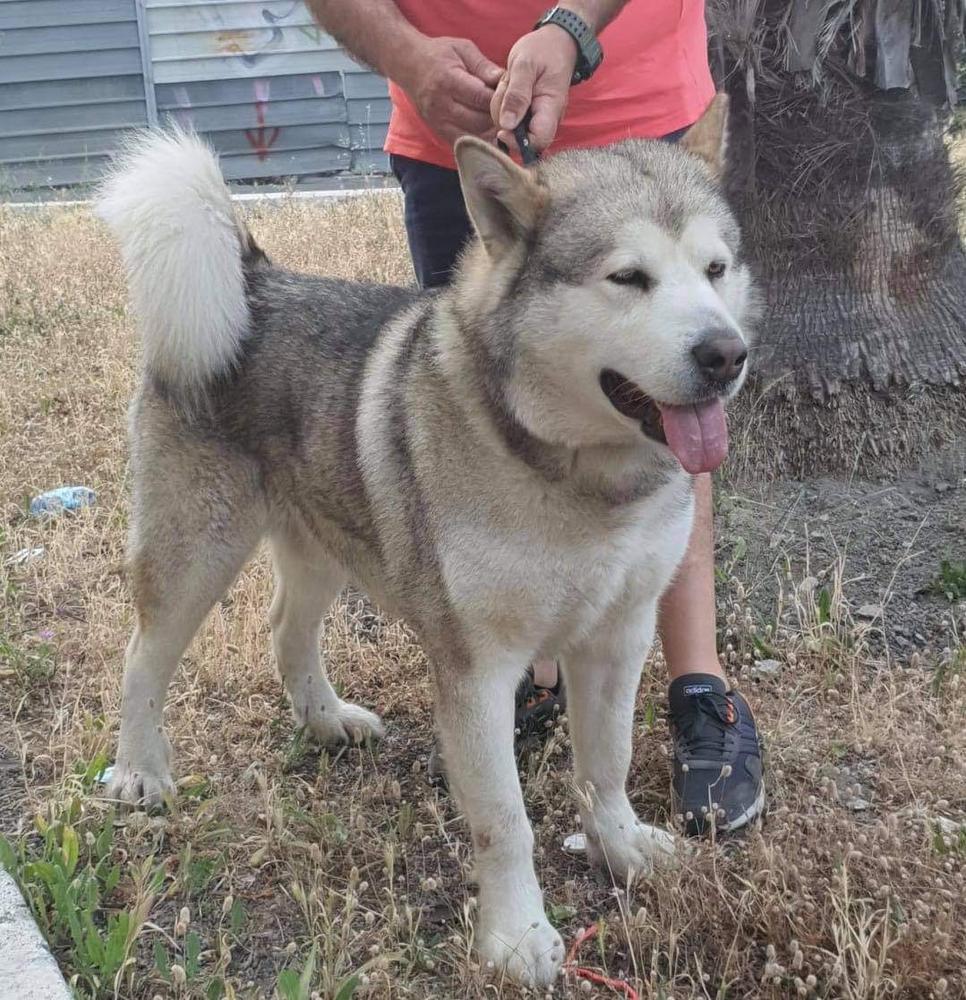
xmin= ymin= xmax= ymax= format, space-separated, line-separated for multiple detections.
xmin=0 ymin=869 xmax=72 ymax=1000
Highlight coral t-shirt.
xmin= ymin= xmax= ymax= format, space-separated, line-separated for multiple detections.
xmin=385 ymin=0 xmax=714 ymax=168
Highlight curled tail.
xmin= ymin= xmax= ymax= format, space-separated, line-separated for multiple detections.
xmin=97 ymin=129 xmax=260 ymax=391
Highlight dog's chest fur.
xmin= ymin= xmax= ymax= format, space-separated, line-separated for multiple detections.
xmin=435 ymin=470 xmax=692 ymax=659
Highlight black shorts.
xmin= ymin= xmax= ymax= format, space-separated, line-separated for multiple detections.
xmin=390 ymin=127 xmax=688 ymax=290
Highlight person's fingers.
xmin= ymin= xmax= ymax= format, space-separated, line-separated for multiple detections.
xmin=453 ymin=38 xmax=504 ymax=88
xmin=495 ymin=127 xmax=518 ymax=151
xmin=449 ymin=69 xmax=499 ymax=113
xmin=527 ymin=91 xmax=567 ymax=150
xmin=490 ymin=73 xmax=509 ymax=129
xmin=495 ymin=92 xmax=564 ymax=153
xmin=448 ymin=106 xmax=498 ymax=139
xmin=499 ymin=57 xmax=537 ymax=130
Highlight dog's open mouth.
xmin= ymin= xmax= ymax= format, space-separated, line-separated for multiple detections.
xmin=599 ymin=369 xmax=666 ymax=443
xmin=599 ymin=368 xmax=730 ymax=474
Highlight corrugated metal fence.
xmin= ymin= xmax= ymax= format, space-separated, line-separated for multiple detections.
xmin=0 ymin=0 xmax=391 ymax=196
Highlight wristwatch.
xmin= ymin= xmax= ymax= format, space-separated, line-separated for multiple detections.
xmin=534 ymin=6 xmax=604 ymax=84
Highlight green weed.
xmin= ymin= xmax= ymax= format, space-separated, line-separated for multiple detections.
xmin=931 ymin=559 xmax=966 ymax=602
xmin=0 ymin=755 xmax=163 ymax=998
xmin=0 ymin=632 xmax=56 ymax=684
xmin=276 ymin=942 xmax=318 ymax=1000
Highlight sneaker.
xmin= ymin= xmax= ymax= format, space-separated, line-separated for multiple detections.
xmin=513 ymin=668 xmax=566 ymax=741
xmin=668 ymin=673 xmax=764 ymax=835
xmin=427 ymin=666 xmax=566 ymax=789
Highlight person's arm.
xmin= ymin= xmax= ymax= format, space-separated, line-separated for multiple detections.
xmin=493 ymin=1 xmax=632 ymax=151
xmin=305 ymin=1 xmax=422 ymax=81
xmin=307 ymin=1 xmax=504 ymax=147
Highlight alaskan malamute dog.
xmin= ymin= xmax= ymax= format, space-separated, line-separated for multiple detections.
xmin=98 ymin=95 xmax=754 ymax=987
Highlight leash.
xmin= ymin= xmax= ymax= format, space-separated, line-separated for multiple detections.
xmin=566 ymin=923 xmax=640 ymax=999
xmin=497 ymin=107 xmax=540 ymax=166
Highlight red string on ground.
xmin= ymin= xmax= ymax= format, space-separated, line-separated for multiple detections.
xmin=565 ymin=923 xmax=639 ymax=1000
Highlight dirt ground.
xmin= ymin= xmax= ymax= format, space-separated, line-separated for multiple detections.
xmin=719 ymin=466 xmax=965 ymax=658
xmin=1 ymin=196 xmax=965 ymax=1000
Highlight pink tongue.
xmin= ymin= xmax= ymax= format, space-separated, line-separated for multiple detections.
xmin=657 ymin=399 xmax=729 ymax=474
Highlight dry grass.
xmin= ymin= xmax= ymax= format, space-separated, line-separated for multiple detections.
xmin=1 ymin=197 xmax=965 ymax=1000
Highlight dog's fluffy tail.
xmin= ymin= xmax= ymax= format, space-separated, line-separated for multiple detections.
xmin=97 ymin=129 xmax=257 ymax=391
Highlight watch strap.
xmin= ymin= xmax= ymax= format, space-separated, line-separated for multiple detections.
xmin=535 ymin=6 xmax=604 ymax=84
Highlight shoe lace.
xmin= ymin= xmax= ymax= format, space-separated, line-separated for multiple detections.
xmin=517 ymin=672 xmax=537 ymax=708
xmin=677 ymin=692 xmax=735 ymax=758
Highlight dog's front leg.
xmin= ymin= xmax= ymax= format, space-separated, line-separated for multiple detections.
xmin=562 ymin=605 xmax=678 ymax=882
xmin=432 ymin=658 xmax=564 ymax=987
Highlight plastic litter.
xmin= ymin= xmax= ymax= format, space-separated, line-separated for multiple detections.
xmin=562 ymin=832 xmax=587 ymax=853
xmin=97 ymin=765 xmax=114 ymax=785
xmin=29 ymin=486 xmax=96 ymax=517
xmin=3 ymin=547 xmax=45 ymax=567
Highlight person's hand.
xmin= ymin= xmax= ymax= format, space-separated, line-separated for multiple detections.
xmin=490 ymin=26 xmax=579 ymax=153
xmin=395 ymin=36 xmax=504 ymax=148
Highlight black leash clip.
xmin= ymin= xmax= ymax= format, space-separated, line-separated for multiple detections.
xmin=497 ymin=107 xmax=540 ymax=166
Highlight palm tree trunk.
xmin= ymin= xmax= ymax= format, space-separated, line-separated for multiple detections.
xmin=709 ymin=0 xmax=966 ymax=478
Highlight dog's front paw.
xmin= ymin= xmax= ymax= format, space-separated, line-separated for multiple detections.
xmin=475 ymin=909 xmax=564 ymax=987
xmin=302 ymin=700 xmax=384 ymax=748
xmin=588 ymin=815 xmax=678 ymax=882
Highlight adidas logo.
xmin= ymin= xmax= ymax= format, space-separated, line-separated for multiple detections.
xmin=683 ymin=684 xmax=714 ymax=696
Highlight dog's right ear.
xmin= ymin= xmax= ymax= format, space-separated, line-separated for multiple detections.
xmin=454 ymin=137 xmax=546 ymax=258
xmin=680 ymin=93 xmax=729 ymax=180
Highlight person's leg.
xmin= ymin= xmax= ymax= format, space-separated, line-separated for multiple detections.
xmin=658 ymin=474 xmax=722 ymax=679
xmin=390 ymin=154 xmax=473 ymax=289
xmin=660 ymin=475 xmax=765 ymax=834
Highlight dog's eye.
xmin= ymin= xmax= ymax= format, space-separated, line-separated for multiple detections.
xmin=706 ymin=260 xmax=727 ymax=281
xmin=607 ymin=269 xmax=652 ymax=292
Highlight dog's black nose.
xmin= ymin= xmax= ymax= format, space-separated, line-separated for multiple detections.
xmin=692 ymin=332 xmax=747 ymax=382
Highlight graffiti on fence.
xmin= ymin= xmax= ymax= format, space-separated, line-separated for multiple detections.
xmin=215 ymin=27 xmax=283 ymax=67
xmin=209 ymin=1 xmax=322 ymax=71
xmin=244 ymin=79 xmax=281 ymax=160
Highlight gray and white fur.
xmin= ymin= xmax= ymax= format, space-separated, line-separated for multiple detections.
xmin=97 ymin=99 xmax=754 ymax=988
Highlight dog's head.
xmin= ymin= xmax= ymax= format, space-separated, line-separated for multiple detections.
xmin=452 ymin=95 xmax=756 ymax=475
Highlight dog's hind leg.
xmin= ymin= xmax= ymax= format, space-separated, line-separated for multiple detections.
xmin=560 ymin=602 xmax=678 ymax=882
xmin=268 ymin=532 xmax=383 ymax=746
xmin=108 ymin=435 xmax=266 ymax=809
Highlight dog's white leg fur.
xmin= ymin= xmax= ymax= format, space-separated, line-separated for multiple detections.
xmin=109 ymin=535 xmax=259 ymax=808
xmin=110 ymin=626 xmax=181 ymax=807
xmin=561 ymin=606 xmax=678 ymax=882
xmin=269 ymin=535 xmax=383 ymax=745
xmin=433 ymin=659 xmax=564 ymax=987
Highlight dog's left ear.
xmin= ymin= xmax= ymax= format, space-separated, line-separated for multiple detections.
xmin=454 ymin=136 xmax=546 ymax=258
xmin=680 ymin=93 xmax=729 ymax=180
